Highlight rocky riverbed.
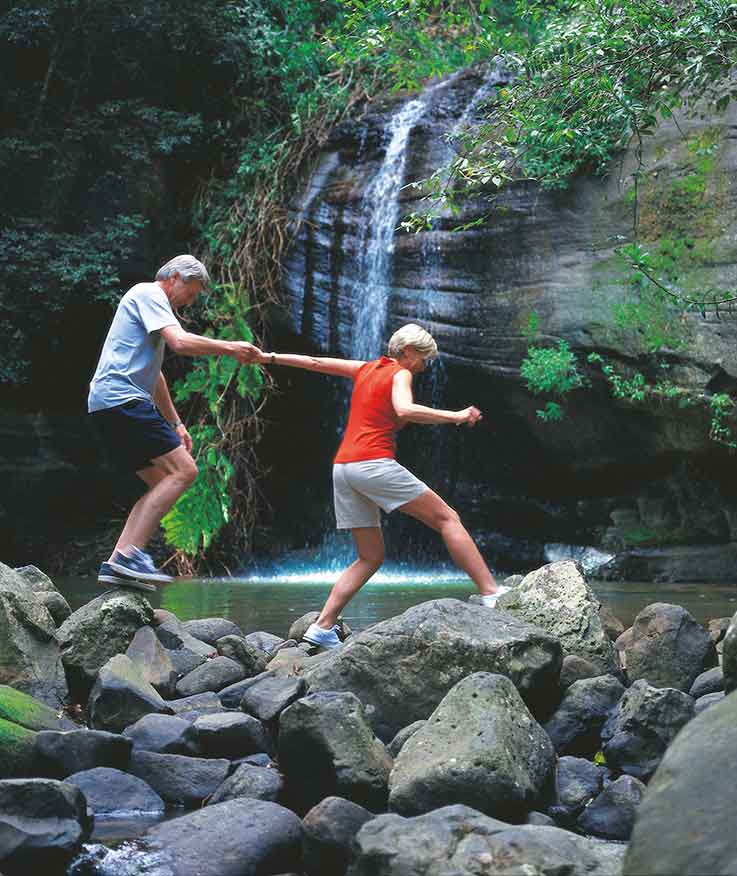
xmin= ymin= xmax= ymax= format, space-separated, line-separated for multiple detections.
xmin=0 ymin=557 xmax=735 ymax=875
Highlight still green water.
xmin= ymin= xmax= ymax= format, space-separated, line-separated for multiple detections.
xmin=57 ymin=571 xmax=737 ymax=637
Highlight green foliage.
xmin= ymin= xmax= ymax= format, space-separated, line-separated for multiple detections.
xmin=709 ymin=392 xmax=737 ymax=450
xmin=521 ymin=340 xmax=587 ymax=421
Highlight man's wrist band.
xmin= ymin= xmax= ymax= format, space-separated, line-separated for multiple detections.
xmin=271 ymin=353 xmax=276 ymax=365
xmin=170 ymin=420 xmax=182 ymax=429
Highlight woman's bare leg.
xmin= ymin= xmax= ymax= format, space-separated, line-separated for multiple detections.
xmin=399 ymin=489 xmax=497 ymax=595
xmin=316 ymin=527 xmax=385 ymax=628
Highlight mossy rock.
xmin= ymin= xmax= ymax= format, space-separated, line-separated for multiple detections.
xmin=0 ymin=717 xmax=38 ymax=778
xmin=0 ymin=685 xmax=75 ymax=732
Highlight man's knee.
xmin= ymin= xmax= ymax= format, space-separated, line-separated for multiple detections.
xmin=173 ymin=457 xmax=198 ymax=487
xmin=360 ymin=545 xmax=385 ymax=570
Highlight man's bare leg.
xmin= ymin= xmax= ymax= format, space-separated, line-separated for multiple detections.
xmin=109 ymin=445 xmax=197 ymax=560
xmin=315 ymin=527 xmax=385 ymax=629
xmin=399 ymin=489 xmax=497 ymax=595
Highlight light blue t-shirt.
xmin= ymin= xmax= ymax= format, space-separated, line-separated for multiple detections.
xmin=88 ymin=282 xmax=180 ymax=412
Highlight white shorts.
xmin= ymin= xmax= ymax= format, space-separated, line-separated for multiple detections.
xmin=333 ymin=458 xmax=429 ymax=529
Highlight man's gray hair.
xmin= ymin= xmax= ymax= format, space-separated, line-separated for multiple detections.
xmin=387 ymin=323 xmax=438 ymax=360
xmin=156 ymin=254 xmax=210 ymax=287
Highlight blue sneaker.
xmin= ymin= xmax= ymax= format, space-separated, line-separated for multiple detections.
xmin=98 ymin=562 xmax=157 ymax=593
xmin=108 ymin=548 xmax=174 ymax=584
xmin=303 ymin=623 xmax=342 ymax=649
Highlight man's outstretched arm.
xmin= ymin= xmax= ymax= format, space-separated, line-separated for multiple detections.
xmin=160 ymin=325 xmax=259 ymax=364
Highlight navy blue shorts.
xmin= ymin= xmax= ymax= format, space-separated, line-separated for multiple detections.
xmin=91 ymin=398 xmax=182 ymax=473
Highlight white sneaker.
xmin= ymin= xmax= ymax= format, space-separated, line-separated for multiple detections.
xmin=303 ymin=623 xmax=342 ymax=649
xmin=480 ymin=586 xmax=511 ymax=608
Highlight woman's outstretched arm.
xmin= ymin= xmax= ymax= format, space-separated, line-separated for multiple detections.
xmin=256 ymin=350 xmax=365 ymax=379
xmin=391 ymin=369 xmax=482 ymax=426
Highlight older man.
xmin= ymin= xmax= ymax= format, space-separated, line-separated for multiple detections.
xmin=88 ymin=254 xmax=258 ymax=591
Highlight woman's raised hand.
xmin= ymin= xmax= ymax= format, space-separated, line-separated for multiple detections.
xmin=455 ymin=406 xmax=483 ymax=427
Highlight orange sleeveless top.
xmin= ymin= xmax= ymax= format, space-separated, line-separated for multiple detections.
xmin=334 ymin=357 xmax=405 ymax=463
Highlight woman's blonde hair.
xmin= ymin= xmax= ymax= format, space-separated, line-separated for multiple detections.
xmin=387 ymin=323 xmax=438 ymax=360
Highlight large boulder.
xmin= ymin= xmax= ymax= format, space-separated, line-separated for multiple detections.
xmin=0 ymin=562 xmax=68 ymax=706
xmin=623 ymin=602 xmax=716 ymax=692
xmin=57 ymin=590 xmax=153 ymax=701
xmin=193 ymin=712 xmax=273 ymax=759
xmin=543 ymin=675 xmax=625 ymax=756
xmin=87 ymin=654 xmax=172 ymax=733
xmin=347 ymin=804 xmax=626 ymax=876
xmin=209 ymin=762 xmax=284 ymax=805
xmin=183 ymin=617 xmax=245 ymax=645
xmin=144 ymin=798 xmax=303 ymax=876
xmin=577 ymin=775 xmax=646 ymax=840
xmin=175 ymin=656 xmax=245 ymax=697
xmin=279 ymin=691 xmax=393 ymax=812
xmin=496 ymin=561 xmax=620 ymax=676
xmin=216 ymin=635 xmax=269 ymax=677
xmin=303 ymin=599 xmax=562 ymax=741
xmin=128 ymin=749 xmax=230 ymax=807
xmin=302 ymin=797 xmax=374 ymax=876
xmin=0 ymin=685 xmax=76 ymax=778
xmin=624 ymin=689 xmax=737 ymax=875
xmin=0 ymin=778 xmax=92 ymax=875
xmin=125 ymin=626 xmax=178 ymax=698
xmin=122 ymin=713 xmax=199 ymax=755
xmin=66 ymin=766 xmax=164 ymax=816
xmin=690 ymin=665 xmax=724 ymax=699
xmin=389 ymin=673 xmax=555 ymax=819
xmin=239 ymin=672 xmax=308 ymax=722
xmin=13 ymin=565 xmax=71 ymax=626
xmin=35 ymin=728 xmax=131 ymax=777
xmin=167 ymin=691 xmax=227 ymax=723
xmin=601 ymin=678 xmax=694 ymax=779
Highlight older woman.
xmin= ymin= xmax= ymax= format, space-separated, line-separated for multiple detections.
xmin=258 ymin=323 xmax=508 ymax=648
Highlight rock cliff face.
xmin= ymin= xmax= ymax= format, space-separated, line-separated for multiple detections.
xmin=266 ymin=64 xmax=737 ymax=580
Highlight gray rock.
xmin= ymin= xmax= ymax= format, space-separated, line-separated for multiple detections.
xmin=526 ymin=811 xmax=556 ymax=826
xmin=549 ymin=756 xmax=606 ymax=825
xmin=66 ymin=766 xmax=164 ymax=815
xmin=722 ymin=609 xmax=737 ymax=693
xmin=193 ymin=712 xmax=273 ymax=759
xmin=0 ymin=685 xmax=75 ymax=731
xmin=129 ymin=749 xmax=230 ymax=807
xmin=156 ymin=618 xmax=216 ymax=677
xmin=88 ymin=654 xmax=172 ymax=733
xmin=209 ymin=762 xmax=284 ymax=805
xmin=125 ymin=626 xmax=178 ymax=698
xmin=239 ymin=672 xmax=307 ymax=722
xmin=216 ymin=635 xmax=269 ymax=677
xmin=57 ymin=590 xmax=153 ymax=701
xmin=624 ymin=689 xmax=737 ymax=875
xmin=35 ymin=729 xmax=131 ymax=777
xmin=184 ymin=617 xmax=245 ymax=645
xmin=497 ymin=561 xmax=620 ymax=676
xmin=560 ymin=654 xmax=603 ymax=690
xmin=387 ymin=721 xmax=426 ymax=759
xmin=578 ymin=775 xmax=646 ymax=840
xmin=175 ymin=656 xmax=245 ymax=697
xmin=152 ymin=608 xmax=178 ymax=626
xmin=0 ymin=778 xmax=92 ymax=874
xmin=708 ymin=616 xmax=731 ymax=646
xmin=624 ymin=602 xmax=716 ymax=692
xmin=389 ymin=673 xmax=555 ymax=819
xmin=695 ymin=691 xmax=725 ymax=714
xmin=167 ymin=691 xmax=227 ymax=723
xmin=304 ymin=599 xmax=562 ymax=741
xmin=601 ymin=678 xmax=695 ymax=779
xmin=267 ymin=645 xmax=326 ymax=677
xmin=302 ymin=796 xmax=373 ymax=876
xmin=347 ymin=804 xmax=626 ymax=876
xmin=0 ymin=562 xmax=68 ymax=707
xmin=122 ymin=713 xmax=199 ymax=755
xmin=543 ymin=675 xmax=626 ymax=756
xmin=279 ymin=691 xmax=393 ymax=812
xmin=0 ymin=687 xmax=75 ymax=779
xmin=145 ymin=798 xmax=302 ymax=876
xmin=244 ymin=631 xmax=286 ymax=654
xmin=287 ymin=613 xmax=352 ymax=645
xmin=689 ymin=665 xmax=724 ymax=698
xmin=14 ymin=565 xmax=71 ymax=626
